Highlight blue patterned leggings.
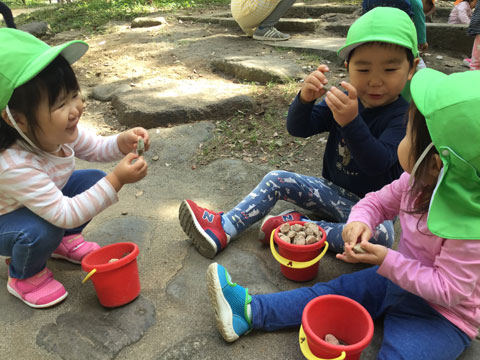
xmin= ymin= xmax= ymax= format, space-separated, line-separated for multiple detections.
xmin=223 ymin=170 xmax=394 ymax=253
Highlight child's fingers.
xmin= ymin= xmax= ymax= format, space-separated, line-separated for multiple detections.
xmin=306 ymin=73 xmax=328 ymax=90
xmin=339 ymin=82 xmax=357 ymax=100
xmin=123 ymin=152 xmax=138 ymax=163
xmin=325 ymin=89 xmax=345 ymax=110
xmin=316 ymin=64 xmax=330 ymax=73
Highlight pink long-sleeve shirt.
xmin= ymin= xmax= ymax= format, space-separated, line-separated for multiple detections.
xmin=348 ymin=172 xmax=480 ymax=339
xmin=0 ymin=127 xmax=124 ymax=229
xmin=448 ymin=1 xmax=472 ymax=24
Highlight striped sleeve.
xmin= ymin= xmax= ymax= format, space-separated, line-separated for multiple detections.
xmin=71 ymin=127 xmax=124 ymax=162
xmin=0 ymin=165 xmax=118 ymax=229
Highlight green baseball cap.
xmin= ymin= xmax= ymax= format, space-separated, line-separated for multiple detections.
xmin=337 ymin=7 xmax=418 ymax=60
xmin=411 ymin=68 xmax=480 ymax=240
xmin=0 ymin=28 xmax=88 ymax=110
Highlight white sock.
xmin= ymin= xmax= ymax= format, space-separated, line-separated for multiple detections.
xmin=246 ymin=303 xmax=252 ymax=322
xmin=221 ymin=215 xmax=238 ymax=238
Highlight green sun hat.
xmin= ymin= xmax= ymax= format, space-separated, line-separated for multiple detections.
xmin=0 ymin=28 xmax=88 ymax=110
xmin=337 ymin=7 xmax=418 ymax=61
xmin=411 ymin=68 xmax=480 ymax=240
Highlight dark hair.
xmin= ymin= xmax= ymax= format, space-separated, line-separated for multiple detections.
xmin=346 ymin=41 xmax=415 ymax=70
xmin=405 ymin=103 xmax=438 ymax=216
xmin=0 ymin=55 xmax=80 ymax=152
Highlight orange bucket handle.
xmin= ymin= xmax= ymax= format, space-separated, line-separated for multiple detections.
xmin=270 ymin=231 xmax=329 ymax=269
xmin=299 ymin=325 xmax=346 ymax=360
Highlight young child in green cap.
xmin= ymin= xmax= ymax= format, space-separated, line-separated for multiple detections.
xmin=179 ymin=7 xmax=419 ymax=258
xmin=206 ymin=68 xmax=480 ymax=358
xmin=0 ymin=28 xmax=149 ymax=308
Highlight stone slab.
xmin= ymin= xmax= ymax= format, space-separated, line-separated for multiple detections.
xmin=177 ymin=15 xmax=323 ymax=33
xmin=211 ymin=55 xmax=306 ymax=83
xmin=262 ymin=37 xmax=346 ymax=65
xmin=110 ymin=77 xmax=255 ymax=128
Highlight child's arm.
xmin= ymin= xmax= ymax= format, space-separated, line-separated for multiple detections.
xmin=1 ymin=166 xmax=119 ymax=229
xmin=411 ymin=0 xmax=428 ymax=49
xmin=379 ymin=239 xmax=480 ymax=308
xmin=72 ymin=127 xmax=150 ymax=162
xmin=341 ymin=102 xmax=407 ymax=175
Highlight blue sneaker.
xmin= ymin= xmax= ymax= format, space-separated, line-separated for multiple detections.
xmin=207 ymin=262 xmax=252 ymax=342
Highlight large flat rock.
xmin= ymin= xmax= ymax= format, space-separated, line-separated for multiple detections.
xmin=262 ymin=37 xmax=345 ymax=65
xmin=111 ymin=77 xmax=255 ymax=128
xmin=211 ymin=55 xmax=306 ymax=83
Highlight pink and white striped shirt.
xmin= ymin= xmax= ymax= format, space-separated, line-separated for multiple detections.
xmin=0 ymin=127 xmax=124 ymax=229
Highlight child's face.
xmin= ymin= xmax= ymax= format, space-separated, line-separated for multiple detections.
xmin=33 ymin=90 xmax=83 ymax=152
xmin=347 ymin=43 xmax=417 ymax=108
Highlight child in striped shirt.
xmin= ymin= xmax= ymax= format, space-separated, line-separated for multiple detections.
xmin=0 ymin=28 xmax=149 ymax=308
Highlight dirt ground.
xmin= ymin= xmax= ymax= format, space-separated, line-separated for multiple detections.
xmin=14 ymin=2 xmax=469 ymax=176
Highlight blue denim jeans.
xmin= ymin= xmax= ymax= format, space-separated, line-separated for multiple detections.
xmin=0 ymin=169 xmax=106 ymax=279
xmin=251 ymin=266 xmax=471 ymax=359
xmin=223 ymin=170 xmax=394 ymax=253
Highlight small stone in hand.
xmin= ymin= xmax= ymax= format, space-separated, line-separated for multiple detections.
xmin=137 ymin=137 xmax=145 ymax=156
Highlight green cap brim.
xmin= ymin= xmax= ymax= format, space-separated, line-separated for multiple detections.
xmin=16 ymin=40 xmax=88 ymax=89
xmin=410 ymin=68 xmax=446 ymax=117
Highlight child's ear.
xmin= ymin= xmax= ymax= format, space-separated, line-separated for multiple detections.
xmin=408 ymin=58 xmax=421 ymax=80
xmin=2 ymin=109 xmax=28 ymax=133
xmin=429 ymin=153 xmax=443 ymax=179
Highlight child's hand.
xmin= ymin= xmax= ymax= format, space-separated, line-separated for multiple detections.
xmin=117 ymin=127 xmax=151 ymax=155
xmin=418 ymin=42 xmax=428 ymax=52
xmin=106 ymin=153 xmax=148 ymax=192
xmin=325 ymin=81 xmax=359 ymax=127
xmin=299 ymin=65 xmax=330 ymax=103
xmin=342 ymin=221 xmax=371 ymax=249
xmin=336 ymin=241 xmax=388 ymax=266
xmin=337 ymin=221 xmax=388 ymax=265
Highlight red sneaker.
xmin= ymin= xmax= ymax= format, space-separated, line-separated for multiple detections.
xmin=179 ymin=200 xmax=230 ymax=259
xmin=257 ymin=210 xmax=304 ymax=244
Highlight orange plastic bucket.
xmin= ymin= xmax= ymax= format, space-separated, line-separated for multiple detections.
xmin=299 ymin=295 xmax=374 ymax=360
xmin=81 ymin=242 xmax=140 ymax=308
xmin=270 ymin=221 xmax=328 ymax=282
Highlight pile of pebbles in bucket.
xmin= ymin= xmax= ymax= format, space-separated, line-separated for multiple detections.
xmin=277 ymin=222 xmax=321 ymax=245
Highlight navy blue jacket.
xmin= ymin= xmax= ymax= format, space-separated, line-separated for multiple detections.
xmin=287 ymin=94 xmax=408 ymax=197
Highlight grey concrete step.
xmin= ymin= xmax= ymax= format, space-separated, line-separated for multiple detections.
xmin=177 ymin=15 xmax=323 ymax=33
xmin=179 ymin=7 xmax=473 ymax=54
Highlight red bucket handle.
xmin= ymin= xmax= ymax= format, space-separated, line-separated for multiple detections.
xmin=299 ymin=325 xmax=346 ymax=360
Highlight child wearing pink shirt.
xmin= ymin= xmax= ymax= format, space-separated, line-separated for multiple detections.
xmin=206 ymin=68 xmax=480 ymax=358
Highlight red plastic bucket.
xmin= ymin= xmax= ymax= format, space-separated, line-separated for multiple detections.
xmin=270 ymin=221 xmax=328 ymax=282
xmin=299 ymin=295 xmax=374 ymax=360
xmin=81 ymin=242 xmax=140 ymax=308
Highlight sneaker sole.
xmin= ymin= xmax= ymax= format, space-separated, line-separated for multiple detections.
xmin=51 ymin=253 xmax=82 ymax=264
xmin=7 ymin=284 xmax=68 ymax=309
xmin=179 ymin=200 xmax=218 ymax=259
xmin=252 ymin=35 xmax=290 ymax=41
xmin=206 ymin=263 xmax=239 ymax=342
xmin=257 ymin=209 xmax=296 ymax=243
